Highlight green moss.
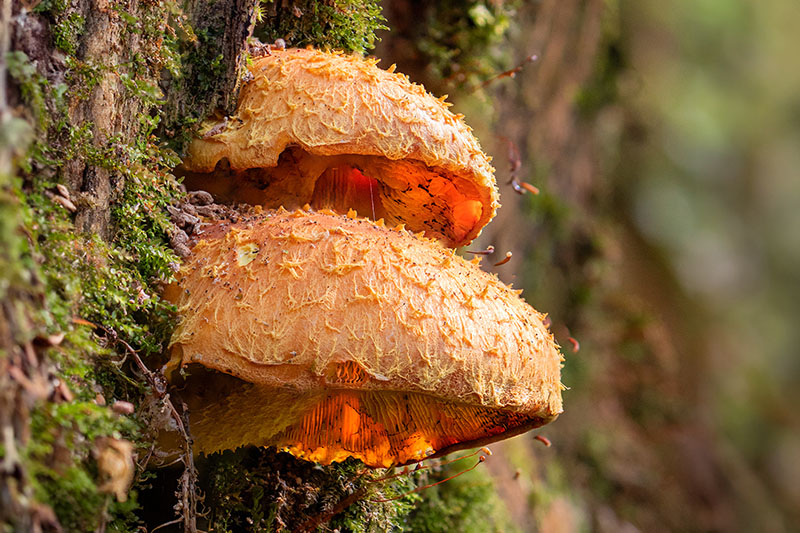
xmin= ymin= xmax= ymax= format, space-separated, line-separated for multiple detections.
xmin=61 ymin=59 xmax=105 ymax=105
xmin=22 ymin=338 xmax=141 ymax=531
xmin=7 ymin=4 xmax=183 ymax=528
xmin=413 ymin=0 xmax=519 ymax=91
xmin=199 ymin=449 xmax=418 ymax=532
xmin=25 ymin=399 xmax=144 ymax=532
xmin=329 ymin=466 xmax=419 ymax=533
xmin=53 ymin=12 xmax=86 ymax=55
xmin=15 ymin=116 xmax=179 ymax=351
xmin=0 ymin=115 xmax=33 ymax=300
xmin=256 ymin=0 xmax=387 ymax=54
xmin=404 ymin=454 xmax=517 ymax=533
xmin=6 ymin=51 xmax=48 ymax=131
xmin=184 ymin=25 xmax=229 ymax=102
xmin=32 ymin=0 xmax=69 ymax=16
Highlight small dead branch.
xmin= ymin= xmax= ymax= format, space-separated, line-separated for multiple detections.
xmin=74 ymin=318 xmax=201 ymax=533
xmin=568 ymin=336 xmax=581 ymax=353
xmin=368 ymin=453 xmax=490 ymax=504
xmin=465 ymin=245 xmax=495 ymax=256
xmin=511 ymin=179 xmax=540 ymax=195
xmin=500 ymin=137 xmax=542 ymax=196
xmin=502 ymin=136 xmax=522 ymax=176
xmin=366 ymin=447 xmax=491 ymax=486
xmin=151 ymin=517 xmax=183 ymax=532
xmin=478 ymin=53 xmax=539 ymax=90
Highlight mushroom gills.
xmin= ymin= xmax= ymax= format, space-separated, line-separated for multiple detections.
xmin=310 ymin=165 xmax=386 ymax=221
xmin=182 ymin=367 xmax=551 ymax=469
xmin=178 ymin=146 xmax=483 ymax=245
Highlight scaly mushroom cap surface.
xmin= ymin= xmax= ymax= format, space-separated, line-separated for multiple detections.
xmin=166 ymin=209 xmax=563 ymax=468
xmin=180 ymin=48 xmax=498 ymax=247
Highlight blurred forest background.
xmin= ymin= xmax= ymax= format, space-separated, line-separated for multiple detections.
xmin=2 ymin=0 xmax=799 ymax=531
xmin=374 ymin=0 xmax=800 ymax=531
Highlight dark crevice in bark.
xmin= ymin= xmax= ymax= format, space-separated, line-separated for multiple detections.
xmin=160 ymin=0 xmax=259 ymax=138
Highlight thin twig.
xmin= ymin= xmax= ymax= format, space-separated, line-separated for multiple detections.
xmin=464 ymin=245 xmax=495 ymax=256
xmin=477 ymin=53 xmax=539 ymax=90
xmin=501 ymin=136 xmax=522 ymax=175
xmin=74 ymin=318 xmax=199 ymax=533
xmin=151 ymin=517 xmax=182 ymax=532
xmin=367 ymin=447 xmax=490 ymax=484
xmin=292 ymin=486 xmax=369 ymax=533
xmin=568 ymin=337 xmax=580 ymax=353
xmin=511 ymin=177 xmax=540 ymax=196
xmin=494 ymin=252 xmax=513 ymax=266
xmin=368 ymin=456 xmax=488 ymax=503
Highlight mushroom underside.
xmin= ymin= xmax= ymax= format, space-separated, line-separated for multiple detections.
xmin=179 ymin=366 xmax=554 ymax=468
xmin=178 ymin=146 xmax=484 ymax=246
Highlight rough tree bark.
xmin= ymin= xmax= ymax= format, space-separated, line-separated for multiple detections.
xmin=1 ymin=0 xmax=257 ymax=529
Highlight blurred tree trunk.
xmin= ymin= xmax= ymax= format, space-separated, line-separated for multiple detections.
xmin=378 ymin=1 xmax=759 ymax=531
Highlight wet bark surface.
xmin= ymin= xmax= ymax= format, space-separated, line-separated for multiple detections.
xmin=11 ymin=0 xmax=140 ymax=238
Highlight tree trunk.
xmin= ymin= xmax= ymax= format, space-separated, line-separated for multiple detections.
xmin=1 ymin=1 xmax=403 ymax=531
xmin=1 ymin=0 xmax=257 ymax=529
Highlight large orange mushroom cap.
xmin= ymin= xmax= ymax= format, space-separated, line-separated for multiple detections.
xmin=165 ymin=209 xmax=563 ymax=468
xmin=180 ymin=48 xmax=498 ymax=247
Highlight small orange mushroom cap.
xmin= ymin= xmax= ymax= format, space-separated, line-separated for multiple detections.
xmin=166 ymin=209 xmax=563 ymax=467
xmin=180 ymin=48 xmax=498 ymax=247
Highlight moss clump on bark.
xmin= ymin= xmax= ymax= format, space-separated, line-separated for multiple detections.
xmin=255 ymin=0 xmax=387 ymax=55
xmin=4 ymin=0 xmax=184 ymax=528
xmin=198 ymin=449 xmax=418 ymax=532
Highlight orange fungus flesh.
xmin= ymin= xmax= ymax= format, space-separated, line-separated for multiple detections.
xmin=180 ymin=150 xmax=484 ymax=246
xmin=310 ymin=166 xmax=386 ymax=221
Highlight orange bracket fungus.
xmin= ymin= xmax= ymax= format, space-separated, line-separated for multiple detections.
xmin=179 ymin=48 xmax=497 ymax=248
xmin=167 ymin=48 xmax=563 ymax=468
